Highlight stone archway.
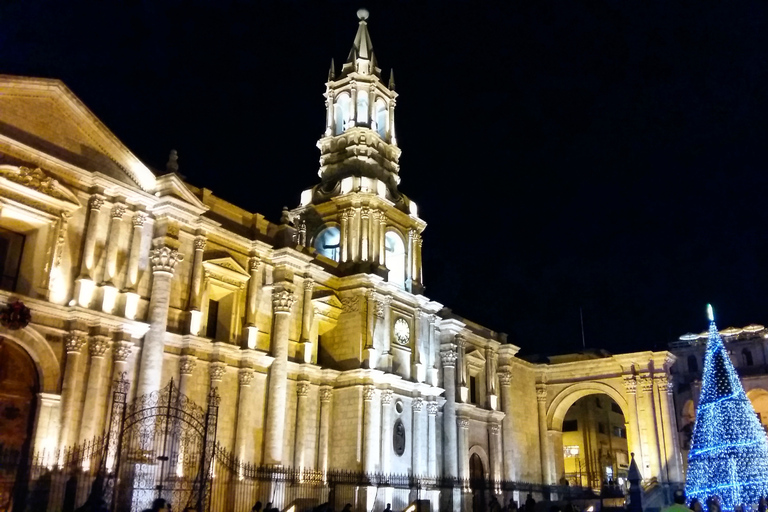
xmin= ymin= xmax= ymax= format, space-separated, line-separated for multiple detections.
xmin=468 ymin=446 xmax=489 ymax=512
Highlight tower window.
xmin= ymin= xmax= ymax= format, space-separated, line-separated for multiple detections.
xmin=469 ymin=375 xmax=477 ymax=404
xmin=315 ymin=226 xmax=341 ymax=262
xmin=384 ymin=230 xmax=405 ymax=288
xmin=206 ymin=300 xmax=220 ymax=339
xmin=334 ymin=93 xmax=351 ymax=135
xmin=375 ymin=99 xmax=387 ymax=138
xmin=356 ymin=91 xmax=369 ymax=125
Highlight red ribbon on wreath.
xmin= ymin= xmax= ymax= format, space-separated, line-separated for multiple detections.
xmin=0 ymin=301 xmax=32 ymax=330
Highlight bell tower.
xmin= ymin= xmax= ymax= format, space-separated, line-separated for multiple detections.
xmin=291 ymin=9 xmax=425 ymax=294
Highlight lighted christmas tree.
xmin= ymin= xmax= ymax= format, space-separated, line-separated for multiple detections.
xmin=685 ymin=305 xmax=768 ymax=510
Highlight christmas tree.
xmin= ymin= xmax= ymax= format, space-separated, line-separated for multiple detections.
xmin=685 ymin=305 xmax=768 ymax=510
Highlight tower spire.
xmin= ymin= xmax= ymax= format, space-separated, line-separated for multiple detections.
xmin=388 ymin=68 xmax=395 ymax=90
xmin=341 ymin=9 xmax=380 ymax=77
xmin=328 ymin=58 xmax=335 ymax=81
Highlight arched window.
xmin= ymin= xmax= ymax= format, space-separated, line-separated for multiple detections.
xmin=334 ymin=93 xmax=351 ymax=135
xmin=687 ymin=354 xmax=699 ymax=373
xmin=742 ymin=348 xmax=754 ymax=367
xmin=356 ymin=91 xmax=369 ymax=125
xmin=375 ymin=99 xmax=387 ymax=138
xmin=315 ymin=226 xmax=341 ymax=262
xmin=384 ymin=230 xmax=406 ymax=288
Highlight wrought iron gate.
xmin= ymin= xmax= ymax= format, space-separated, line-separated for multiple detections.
xmin=102 ymin=373 xmax=220 ymax=512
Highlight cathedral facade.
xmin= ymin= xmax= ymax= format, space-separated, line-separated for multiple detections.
xmin=0 ymin=10 xmax=683 ymax=512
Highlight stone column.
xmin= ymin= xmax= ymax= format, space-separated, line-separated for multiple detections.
xmin=300 ymin=279 xmax=314 ymax=362
xmin=125 ymin=212 xmax=146 ymax=291
xmin=623 ymin=376 xmax=645 ymax=477
xmin=361 ymin=208 xmax=370 ymax=261
xmin=33 ymin=393 xmax=61 ymax=459
xmin=187 ymin=236 xmax=206 ymax=335
xmin=639 ymin=375 xmax=662 ymax=480
xmin=294 ymin=381 xmax=311 ymax=470
xmin=412 ymin=397 xmax=425 ymax=476
xmin=441 ymin=347 xmax=459 ymax=478
xmin=456 ymin=335 xmax=467 ymax=398
xmin=264 ymin=286 xmax=296 ymax=465
xmin=244 ymin=256 xmax=262 ymax=348
xmin=656 ymin=374 xmax=684 ymax=482
xmin=78 ymin=195 xmax=105 ymax=280
xmin=378 ymin=212 xmax=387 ymax=266
xmin=318 ymin=387 xmax=332 ymax=475
xmin=489 ymin=422 xmax=502 ymax=489
xmin=136 ymin=245 xmax=183 ymax=398
xmin=75 ymin=195 xmax=104 ymax=306
xmin=351 ymin=208 xmax=361 ymax=262
xmin=340 ymin=210 xmax=350 ymax=263
xmin=105 ymin=340 xmax=132 ymax=429
xmin=363 ymin=385 xmax=379 ymax=474
xmin=536 ymin=385 xmax=554 ymax=484
xmin=486 ymin=347 xmax=498 ymax=410
xmin=380 ymin=390 xmax=394 ymax=474
xmin=178 ymin=355 xmax=197 ymax=397
xmin=59 ymin=332 xmax=86 ymax=450
xmin=103 ymin=204 xmax=126 ymax=285
xmin=389 ymin=98 xmax=397 ymax=145
xmin=427 ymin=400 xmax=438 ymax=477
xmin=498 ymin=368 xmax=516 ymax=481
xmin=79 ymin=336 xmax=109 ymax=443
xmin=370 ymin=211 xmax=380 ymax=264
xmin=235 ymin=368 xmax=255 ymax=463
xmin=209 ymin=362 xmax=226 ymax=388
xmin=415 ymin=234 xmax=423 ymax=284
xmin=457 ymin=417 xmax=470 ymax=483
xmin=406 ymin=229 xmax=414 ymax=285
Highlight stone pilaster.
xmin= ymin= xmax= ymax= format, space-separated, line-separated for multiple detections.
xmin=264 ymin=286 xmax=296 ymax=465
xmin=178 ymin=355 xmax=197 ymax=397
xmin=378 ymin=212 xmax=387 ymax=266
xmin=441 ymin=346 xmax=459 ymax=478
xmin=59 ymin=332 xmax=86 ymax=449
xmin=536 ymin=384 xmax=554 ymax=484
xmin=489 ymin=422 xmax=502 ymax=490
xmin=125 ymin=212 xmax=146 ymax=291
xmin=136 ymin=245 xmax=183 ymax=398
xmin=294 ymin=381 xmax=311 ymax=470
xmin=103 ymin=204 xmax=126 ymax=285
xmin=498 ymin=368 xmax=515 ymax=481
xmin=74 ymin=195 xmax=105 ymax=306
xmin=427 ymin=400 xmax=438 ymax=477
xmin=244 ymin=256 xmax=262 ymax=348
xmin=318 ymin=387 xmax=332 ymax=475
xmin=187 ymin=236 xmax=206 ymax=335
xmin=457 ymin=417 xmax=470 ymax=484
xmin=639 ymin=375 xmax=662 ymax=480
xmin=656 ymin=373 xmax=683 ymax=482
xmin=300 ymin=279 xmax=314 ymax=362
xmin=235 ymin=368 xmax=255 ymax=463
xmin=361 ymin=208 xmax=370 ymax=261
xmin=380 ymin=390 xmax=394 ymax=474
xmin=486 ymin=347 xmax=498 ymax=410
xmin=456 ymin=334 xmax=467 ymax=397
xmin=79 ymin=336 xmax=109 ymax=442
xmin=623 ymin=376 xmax=645 ymax=478
xmin=412 ymin=397 xmax=425 ymax=476
xmin=340 ymin=210 xmax=350 ymax=263
xmin=363 ymin=385 xmax=379 ymax=474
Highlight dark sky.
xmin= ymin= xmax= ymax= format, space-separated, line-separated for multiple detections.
xmin=2 ymin=1 xmax=767 ymax=356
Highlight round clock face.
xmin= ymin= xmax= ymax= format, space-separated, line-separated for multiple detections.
xmin=394 ymin=318 xmax=410 ymax=345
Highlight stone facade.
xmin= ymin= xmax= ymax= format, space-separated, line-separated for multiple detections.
xmin=0 ymin=9 xmax=685 ymax=512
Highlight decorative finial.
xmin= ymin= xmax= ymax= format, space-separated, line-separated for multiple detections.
xmin=328 ymin=58 xmax=335 ymax=81
xmin=707 ymin=303 xmax=714 ymax=322
xmin=280 ymin=206 xmax=290 ymax=225
xmin=166 ymin=149 xmax=179 ymax=173
xmin=388 ymin=68 xmax=395 ymax=90
xmin=357 ymin=8 xmax=369 ymax=21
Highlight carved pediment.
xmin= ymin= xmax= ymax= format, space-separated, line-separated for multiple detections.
xmin=465 ymin=347 xmax=487 ymax=363
xmin=203 ymin=253 xmax=249 ymax=276
xmin=202 ymin=253 xmax=250 ymax=288
xmin=0 ymin=165 xmax=80 ymax=210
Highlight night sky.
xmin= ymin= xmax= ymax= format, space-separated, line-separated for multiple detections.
xmin=2 ymin=2 xmax=767 ymax=356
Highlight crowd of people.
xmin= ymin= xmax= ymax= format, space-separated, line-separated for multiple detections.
xmin=662 ymin=489 xmax=768 ymax=512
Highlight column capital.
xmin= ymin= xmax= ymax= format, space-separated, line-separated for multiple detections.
xmin=64 ymin=332 xmax=87 ymax=354
xmin=272 ymin=288 xmax=296 ymax=313
xmin=363 ymin=385 xmax=375 ymax=401
xmin=536 ymin=384 xmax=547 ymax=403
xmin=89 ymin=194 xmax=105 ymax=211
xmin=179 ymin=355 xmax=197 ymax=375
xmin=457 ymin=417 xmax=470 ymax=429
xmin=132 ymin=211 xmax=147 ymax=228
xmin=639 ymin=375 xmax=654 ymax=393
xmin=655 ymin=373 xmax=673 ymax=394
xmin=455 ymin=333 xmax=466 ymax=348
xmin=297 ymin=381 xmax=310 ymax=397
xmin=111 ymin=204 xmax=126 ymax=219
xmin=427 ymin=401 xmax=439 ymax=416
xmin=488 ymin=422 xmax=501 ymax=435
xmin=381 ymin=389 xmax=394 ymax=405
xmin=209 ymin=362 xmax=226 ymax=383
xmin=248 ymin=255 xmax=261 ymax=271
xmin=238 ymin=368 xmax=255 ymax=387
xmin=498 ymin=368 xmax=513 ymax=386
xmin=113 ymin=341 xmax=133 ymax=362
xmin=303 ymin=279 xmax=315 ymax=292
xmin=194 ymin=236 xmax=207 ymax=251
xmin=320 ymin=387 xmax=333 ymax=403
xmin=440 ymin=346 xmax=458 ymax=367
xmin=88 ymin=337 xmax=109 ymax=358
xmin=623 ymin=375 xmax=637 ymax=394
xmin=412 ymin=396 xmax=424 ymax=412
xmin=150 ymin=245 xmax=184 ymax=274
xmin=361 ymin=208 xmax=370 ymax=219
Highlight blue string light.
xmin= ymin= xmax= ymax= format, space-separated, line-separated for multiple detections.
xmin=685 ymin=305 xmax=768 ymax=511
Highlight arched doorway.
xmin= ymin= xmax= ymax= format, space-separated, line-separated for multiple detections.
xmin=558 ymin=394 xmax=629 ymax=489
xmin=0 ymin=337 xmax=40 ymax=509
xmin=469 ymin=453 xmax=486 ymax=512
